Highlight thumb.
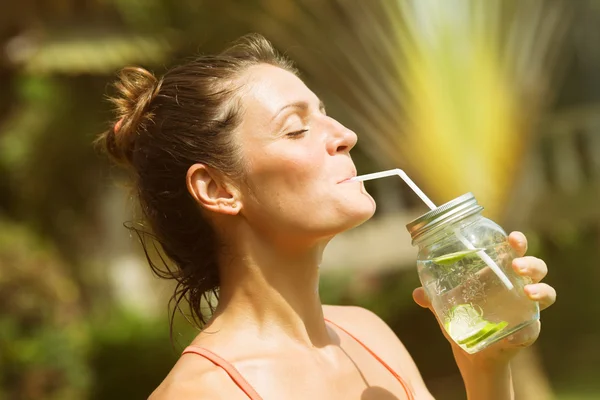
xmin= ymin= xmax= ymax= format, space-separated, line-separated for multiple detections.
xmin=412 ymin=287 xmax=431 ymax=308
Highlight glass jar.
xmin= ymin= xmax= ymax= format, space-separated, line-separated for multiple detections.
xmin=405 ymin=193 xmax=539 ymax=354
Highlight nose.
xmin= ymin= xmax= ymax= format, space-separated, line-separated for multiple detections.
xmin=327 ymin=119 xmax=358 ymax=155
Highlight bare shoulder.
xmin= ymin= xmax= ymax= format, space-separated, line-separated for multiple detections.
xmin=323 ymin=305 xmax=435 ymax=399
xmin=323 ymin=304 xmax=392 ymax=335
xmin=323 ymin=305 xmax=407 ymax=360
xmin=147 ymin=352 xmax=246 ymax=400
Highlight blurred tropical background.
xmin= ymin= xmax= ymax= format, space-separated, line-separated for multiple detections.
xmin=1 ymin=0 xmax=598 ymax=399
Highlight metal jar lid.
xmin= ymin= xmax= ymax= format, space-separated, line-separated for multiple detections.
xmin=405 ymin=193 xmax=483 ymax=244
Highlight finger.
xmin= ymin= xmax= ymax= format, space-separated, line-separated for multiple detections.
xmin=513 ymin=256 xmax=548 ymax=283
xmin=524 ymin=283 xmax=556 ymax=310
xmin=509 ymin=231 xmax=528 ymax=257
xmin=412 ymin=287 xmax=431 ymax=309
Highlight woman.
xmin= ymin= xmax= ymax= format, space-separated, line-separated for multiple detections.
xmin=99 ymin=34 xmax=556 ymax=399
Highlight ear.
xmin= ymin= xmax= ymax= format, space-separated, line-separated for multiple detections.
xmin=186 ymin=164 xmax=241 ymax=216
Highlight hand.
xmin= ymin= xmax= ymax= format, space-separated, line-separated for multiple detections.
xmin=412 ymin=231 xmax=557 ymax=368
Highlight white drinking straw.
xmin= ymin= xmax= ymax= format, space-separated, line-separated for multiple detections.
xmin=350 ymin=168 xmax=437 ymax=210
xmin=351 ymin=168 xmax=514 ymax=290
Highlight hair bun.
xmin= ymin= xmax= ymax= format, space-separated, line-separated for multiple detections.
xmin=102 ymin=67 xmax=162 ymax=166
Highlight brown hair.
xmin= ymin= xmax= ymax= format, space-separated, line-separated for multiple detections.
xmin=97 ymin=34 xmax=296 ymax=333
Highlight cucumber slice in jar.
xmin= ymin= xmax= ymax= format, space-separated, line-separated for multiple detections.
xmin=431 ymin=249 xmax=485 ymax=266
xmin=444 ymin=304 xmax=508 ymax=348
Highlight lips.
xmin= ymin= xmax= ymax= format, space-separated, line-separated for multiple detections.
xmin=337 ymin=171 xmax=357 ymax=184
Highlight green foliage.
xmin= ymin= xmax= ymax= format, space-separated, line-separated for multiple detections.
xmin=88 ymin=309 xmax=197 ymax=400
xmin=533 ymin=225 xmax=600 ymax=393
xmin=0 ymin=218 xmax=90 ymax=400
xmin=0 ymin=76 xmax=57 ymax=172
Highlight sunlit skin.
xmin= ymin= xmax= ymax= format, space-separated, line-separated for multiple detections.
xmin=150 ymin=64 xmax=557 ymax=399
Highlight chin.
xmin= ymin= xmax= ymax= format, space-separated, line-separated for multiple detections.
xmin=340 ymin=195 xmax=377 ymax=231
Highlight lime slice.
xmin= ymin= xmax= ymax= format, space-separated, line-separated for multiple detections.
xmin=451 ymin=320 xmax=490 ymax=344
xmin=463 ymin=321 xmax=508 ymax=348
xmin=459 ymin=321 xmax=499 ymax=345
xmin=444 ymin=304 xmax=509 ymax=348
xmin=431 ymin=249 xmax=485 ymax=266
xmin=445 ymin=304 xmax=485 ymax=341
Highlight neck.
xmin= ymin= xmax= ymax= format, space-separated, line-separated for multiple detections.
xmin=212 ymin=227 xmax=332 ymax=348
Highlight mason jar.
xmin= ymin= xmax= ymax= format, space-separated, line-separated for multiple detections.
xmin=405 ymin=193 xmax=540 ymax=354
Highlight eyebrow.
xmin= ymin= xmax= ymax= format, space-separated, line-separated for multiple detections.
xmin=271 ymin=99 xmax=327 ymax=122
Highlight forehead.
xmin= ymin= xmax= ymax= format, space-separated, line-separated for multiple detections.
xmin=239 ymin=64 xmax=317 ymax=121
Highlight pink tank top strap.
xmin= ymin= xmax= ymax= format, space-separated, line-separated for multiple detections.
xmin=181 ymin=345 xmax=263 ymax=400
xmin=324 ymin=318 xmax=415 ymax=400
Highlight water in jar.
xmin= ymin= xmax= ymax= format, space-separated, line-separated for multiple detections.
xmin=418 ymin=242 xmax=540 ymax=354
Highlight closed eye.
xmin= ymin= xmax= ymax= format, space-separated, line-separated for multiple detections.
xmin=286 ymin=129 xmax=308 ymax=139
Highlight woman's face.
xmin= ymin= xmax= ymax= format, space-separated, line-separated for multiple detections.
xmin=234 ymin=64 xmax=376 ymax=246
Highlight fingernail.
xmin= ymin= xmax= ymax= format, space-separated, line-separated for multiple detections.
xmin=514 ymin=259 xmax=527 ymax=272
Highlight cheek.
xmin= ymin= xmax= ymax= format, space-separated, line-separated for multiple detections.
xmin=248 ymin=145 xmax=325 ymax=192
xmin=242 ymin=153 xmax=329 ymax=223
